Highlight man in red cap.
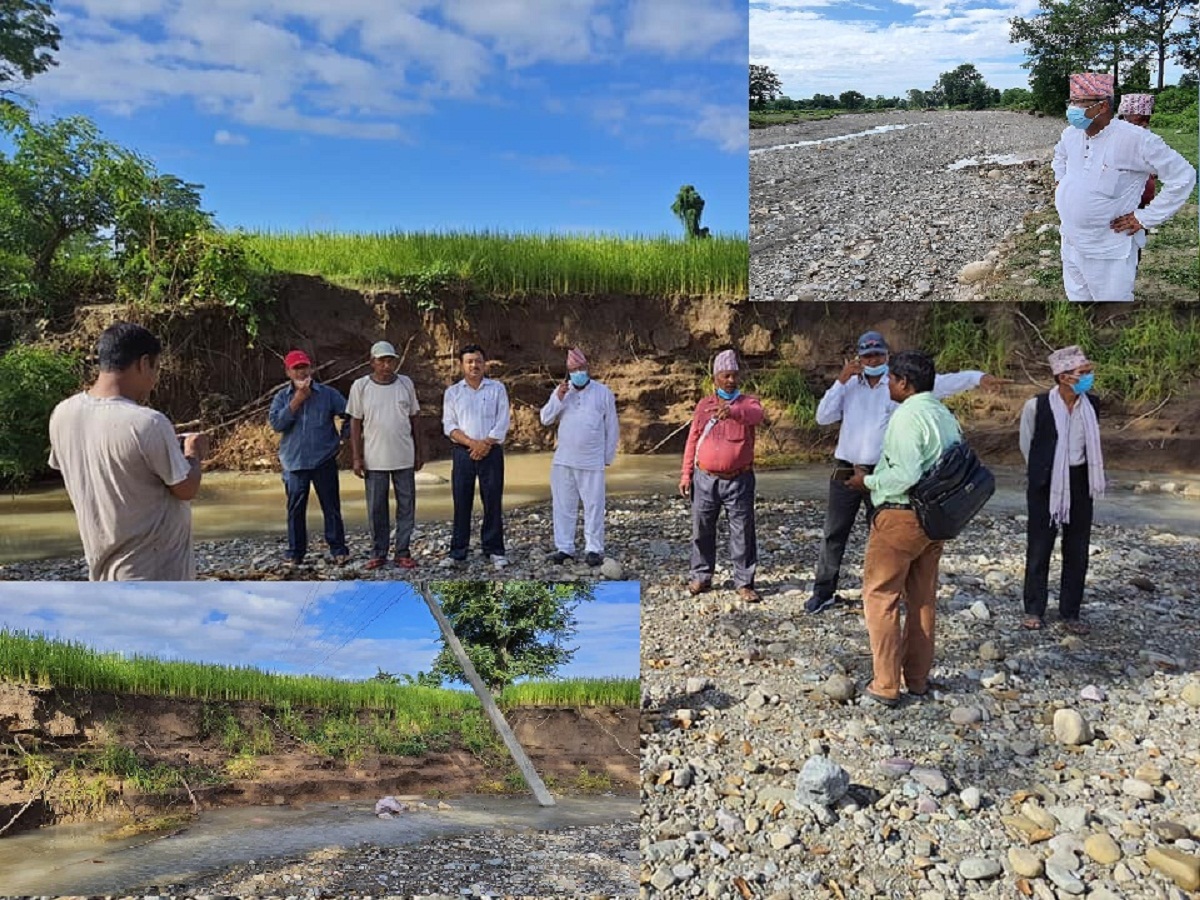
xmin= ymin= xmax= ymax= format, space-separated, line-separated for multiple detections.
xmin=268 ymin=349 xmax=351 ymax=566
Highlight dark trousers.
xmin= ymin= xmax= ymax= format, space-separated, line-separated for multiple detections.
xmin=365 ymin=468 xmax=416 ymax=559
xmin=283 ymin=455 xmax=347 ymax=560
xmin=450 ymin=445 xmax=505 ymax=558
xmin=689 ymin=469 xmax=757 ymax=588
xmin=1023 ymin=465 xmax=1093 ymax=620
xmin=812 ymin=470 xmax=874 ymax=600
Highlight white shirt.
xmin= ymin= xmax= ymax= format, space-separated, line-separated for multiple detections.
xmin=539 ymin=380 xmax=619 ymax=471
xmin=1053 ymin=118 xmax=1196 ymax=259
xmin=442 ymin=377 xmax=510 ymax=443
xmin=815 ymin=370 xmax=983 ymax=465
xmin=346 ymin=374 xmax=420 ymax=470
xmin=1019 ymin=395 xmax=1087 ymax=466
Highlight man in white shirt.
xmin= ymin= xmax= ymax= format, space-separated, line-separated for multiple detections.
xmin=806 ymin=330 xmax=1006 ymax=613
xmin=539 ymin=347 xmax=619 ymax=567
xmin=347 ymin=340 xmax=423 ymax=571
xmin=1053 ymin=72 xmax=1196 ymax=302
xmin=49 ymin=322 xmax=208 ymax=580
xmin=442 ymin=344 xmax=511 ymax=569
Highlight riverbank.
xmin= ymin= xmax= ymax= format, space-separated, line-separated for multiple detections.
xmin=639 ymin=503 xmax=1200 ymax=898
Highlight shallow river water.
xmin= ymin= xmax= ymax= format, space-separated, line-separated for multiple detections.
xmin=0 ymin=794 xmax=636 ymax=895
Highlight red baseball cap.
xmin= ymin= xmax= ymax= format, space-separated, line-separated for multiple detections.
xmin=284 ymin=350 xmax=311 ymax=368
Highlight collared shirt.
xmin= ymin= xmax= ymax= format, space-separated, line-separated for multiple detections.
xmin=268 ymin=381 xmax=348 ymax=471
xmin=681 ymin=393 xmax=765 ymax=476
xmin=539 ymin=380 xmax=619 ymax=471
xmin=815 ymin=370 xmax=982 ymax=465
xmin=864 ymin=392 xmax=963 ymax=508
xmin=442 ymin=377 xmax=510 ymax=443
xmin=1052 ymin=118 xmax=1196 ymax=258
xmin=1019 ymin=395 xmax=1087 ymax=466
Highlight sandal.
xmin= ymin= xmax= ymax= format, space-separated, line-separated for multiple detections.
xmin=1062 ymin=619 xmax=1090 ymax=635
xmin=1021 ymin=616 xmax=1044 ymax=631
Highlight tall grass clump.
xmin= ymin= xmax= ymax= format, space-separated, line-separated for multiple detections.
xmin=499 ymin=677 xmax=638 ymax=707
xmin=244 ymin=230 xmax=748 ymax=298
xmin=926 ymin=306 xmax=1008 ymax=377
xmin=746 ymin=365 xmax=819 ymax=427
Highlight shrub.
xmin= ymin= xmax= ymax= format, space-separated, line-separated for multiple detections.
xmin=0 ymin=346 xmax=81 ymax=486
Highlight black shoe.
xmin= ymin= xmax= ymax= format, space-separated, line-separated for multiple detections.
xmin=551 ymin=551 xmax=574 ymax=564
xmin=805 ymin=593 xmax=837 ymax=614
xmin=585 ymin=552 xmax=603 ymax=567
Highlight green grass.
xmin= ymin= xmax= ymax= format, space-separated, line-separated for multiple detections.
xmin=745 ymin=365 xmax=819 ymax=427
xmin=750 ymin=108 xmax=861 ymax=128
xmin=500 ymin=677 xmax=638 ymax=707
xmin=243 ymin=230 xmax=748 ymax=299
xmin=926 ymin=305 xmax=1009 ymax=377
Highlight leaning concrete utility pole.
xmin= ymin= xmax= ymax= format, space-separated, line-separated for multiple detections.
xmin=418 ymin=583 xmax=555 ymax=807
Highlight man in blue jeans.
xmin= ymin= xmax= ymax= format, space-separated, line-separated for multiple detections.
xmin=268 ymin=349 xmax=350 ymax=565
xmin=442 ymin=344 xmax=511 ymax=570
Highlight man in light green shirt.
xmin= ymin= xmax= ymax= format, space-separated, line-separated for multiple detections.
xmin=846 ymin=351 xmax=963 ymax=707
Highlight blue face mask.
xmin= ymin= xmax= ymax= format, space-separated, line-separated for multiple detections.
xmin=716 ymin=387 xmax=739 ymax=401
xmin=1066 ymin=105 xmax=1095 ymax=129
xmin=1071 ymin=373 xmax=1094 ymax=395
xmin=569 ymin=371 xmax=590 ymax=388
xmin=863 ymin=363 xmax=888 ymax=377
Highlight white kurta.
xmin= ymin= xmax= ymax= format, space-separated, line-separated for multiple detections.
xmin=540 ymin=380 xmax=619 ymax=555
xmin=1053 ymin=118 xmax=1196 ymax=260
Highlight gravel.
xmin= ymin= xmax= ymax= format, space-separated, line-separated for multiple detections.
xmin=750 ymin=110 xmax=1067 ymax=302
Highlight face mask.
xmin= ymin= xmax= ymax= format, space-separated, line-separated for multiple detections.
xmin=1066 ymin=105 xmax=1094 ymax=129
xmin=716 ymin=387 xmax=739 ymax=401
xmin=292 ymin=377 xmax=311 ymax=389
xmin=569 ymin=371 xmax=590 ymax=388
xmin=863 ymin=363 xmax=888 ymax=377
xmin=1071 ymin=373 xmax=1094 ymax=395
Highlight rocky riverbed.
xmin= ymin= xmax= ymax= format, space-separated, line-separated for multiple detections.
xmin=639 ymin=499 xmax=1200 ymax=899
xmin=750 ymin=110 xmax=1068 ymax=302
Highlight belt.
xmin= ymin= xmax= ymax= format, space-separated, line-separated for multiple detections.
xmin=870 ymin=502 xmax=911 ymax=525
xmin=836 ymin=460 xmax=875 ymax=473
xmin=698 ymin=465 xmax=753 ymax=480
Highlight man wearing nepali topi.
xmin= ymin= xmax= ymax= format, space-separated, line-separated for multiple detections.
xmin=1052 ymin=73 xmax=1195 ymax=302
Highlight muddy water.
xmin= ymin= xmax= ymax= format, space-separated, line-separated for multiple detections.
xmin=3 ymin=457 xmax=1198 ymax=564
xmin=0 ymin=794 xmax=636 ymax=895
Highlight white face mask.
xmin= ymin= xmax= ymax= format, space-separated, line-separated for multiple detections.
xmin=293 ymin=377 xmax=311 ymax=389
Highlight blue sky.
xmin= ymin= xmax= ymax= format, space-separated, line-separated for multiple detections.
xmin=751 ymin=0 xmax=1188 ymax=99
xmin=0 ymin=581 xmax=639 ymax=683
xmin=20 ymin=1 xmax=747 ymax=235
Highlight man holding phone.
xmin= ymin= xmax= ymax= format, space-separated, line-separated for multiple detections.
xmin=807 ymin=331 xmax=1006 ymax=614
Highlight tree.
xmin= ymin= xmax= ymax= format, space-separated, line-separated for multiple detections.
xmin=425 ymin=581 xmax=594 ymax=695
xmin=671 ymin=185 xmax=709 ymax=239
xmin=838 ymin=90 xmax=865 ymax=110
xmin=1171 ymin=5 xmax=1199 ymax=78
xmin=1120 ymin=57 xmax=1152 ymax=91
xmin=907 ymin=88 xmax=928 ymax=108
xmin=749 ymin=64 xmax=782 ymax=109
xmin=1127 ymin=0 xmax=1188 ymax=89
xmin=0 ymin=0 xmax=60 ymax=91
xmin=934 ymin=63 xmax=993 ymax=108
xmin=1001 ymin=86 xmax=1034 ymax=108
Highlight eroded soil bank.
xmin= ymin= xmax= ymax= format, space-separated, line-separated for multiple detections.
xmin=51 ymin=294 xmax=1200 ymax=473
xmin=0 ymin=682 xmax=637 ymax=837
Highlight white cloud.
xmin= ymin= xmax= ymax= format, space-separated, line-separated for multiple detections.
xmin=626 ymin=0 xmax=745 ymax=56
xmin=692 ymin=104 xmax=749 ymax=153
xmin=443 ymin=0 xmax=609 ymax=67
xmin=214 ymin=129 xmax=247 ymax=145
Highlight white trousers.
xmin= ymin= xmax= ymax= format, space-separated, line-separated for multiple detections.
xmin=1061 ymin=240 xmax=1138 ymax=302
xmin=551 ymin=464 xmax=606 ymax=556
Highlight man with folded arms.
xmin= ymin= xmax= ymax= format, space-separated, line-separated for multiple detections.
xmin=846 ymin=351 xmax=962 ymax=708
xmin=679 ymin=349 xmax=764 ymax=603
xmin=49 ymin=322 xmax=208 ymax=580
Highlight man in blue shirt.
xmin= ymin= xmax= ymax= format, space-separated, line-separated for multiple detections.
xmin=268 ymin=349 xmax=351 ymax=566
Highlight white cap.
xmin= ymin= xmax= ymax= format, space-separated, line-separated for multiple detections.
xmin=371 ymin=341 xmax=398 ymax=358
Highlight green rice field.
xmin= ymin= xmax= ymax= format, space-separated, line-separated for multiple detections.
xmin=244 ymin=230 xmax=748 ymax=297
xmin=0 ymin=629 xmax=638 ymax=712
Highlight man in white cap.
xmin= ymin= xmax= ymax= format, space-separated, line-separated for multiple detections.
xmin=1019 ymin=345 xmax=1104 ymax=635
xmin=1116 ymin=93 xmax=1158 ymax=213
xmin=806 ymin=330 xmax=1008 ymax=614
xmin=539 ymin=347 xmax=619 ymax=567
xmin=679 ymin=348 xmax=764 ymax=603
xmin=347 ymin=340 xmax=423 ymax=570
xmin=1053 ymin=73 xmax=1195 ymax=302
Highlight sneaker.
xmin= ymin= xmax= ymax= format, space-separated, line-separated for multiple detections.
xmin=491 ymin=555 xmax=509 ymax=570
xmin=394 ymin=555 xmax=418 ymax=569
xmin=364 ymin=557 xmax=388 ymax=571
xmin=585 ymin=552 xmax=603 ymax=567
xmin=551 ymin=551 xmax=574 ymax=564
xmin=805 ymin=593 xmax=838 ymax=615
